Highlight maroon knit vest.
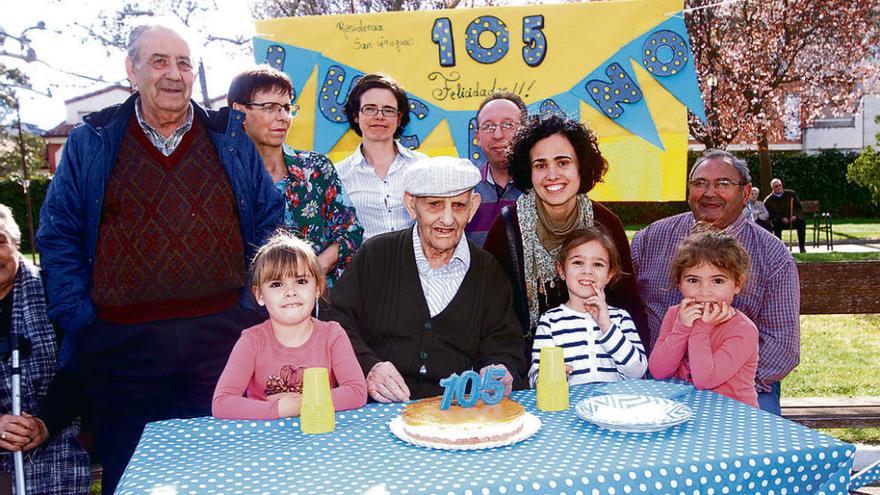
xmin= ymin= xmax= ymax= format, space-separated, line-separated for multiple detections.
xmin=91 ymin=116 xmax=246 ymax=324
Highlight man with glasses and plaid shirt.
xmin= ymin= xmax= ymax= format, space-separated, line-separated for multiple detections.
xmin=631 ymin=149 xmax=800 ymax=415
xmin=464 ymin=92 xmax=529 ymax=247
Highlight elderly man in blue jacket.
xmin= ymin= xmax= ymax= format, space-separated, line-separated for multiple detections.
xmin=36 ymin=24 xmax=283 ymax=494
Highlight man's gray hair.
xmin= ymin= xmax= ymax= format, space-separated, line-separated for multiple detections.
xmin=127 ymin=25 xmax=151 ymax=64
xmin=126 ymin=20 xmax=197 ymax=66
xmin=0 ymin=204 xmax=22 ymax=247
xmin=690 ymin=149 xmax=752 ymax=184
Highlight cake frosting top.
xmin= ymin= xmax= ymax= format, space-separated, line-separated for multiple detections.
xmin=402 ymin=396 xmax=525 ymax=427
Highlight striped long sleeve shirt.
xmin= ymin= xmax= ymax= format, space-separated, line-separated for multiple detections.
xmin=528 ymin=304 xmax=647 ymax=387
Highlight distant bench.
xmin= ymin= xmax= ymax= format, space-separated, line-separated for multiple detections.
xmin=781 ymin=261 xmax=880 ymax=428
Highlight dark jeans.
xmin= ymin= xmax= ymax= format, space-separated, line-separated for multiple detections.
xmin=757 ymin=381 xmax=782 ymax=416
xmin=75 ymin=306 xmax=265 ymax=495
xmin=771 ymin=217 xmax=806 ymax=252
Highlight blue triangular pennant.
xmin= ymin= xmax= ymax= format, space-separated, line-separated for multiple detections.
xmin=399 ymin=95 xmax=445 ymax=150
xmin=570 ymin=53 xmax=664 ymax=149
xmin=252 ymin=38 xmax=320 ymax=104
xmin=622 ymin=13 xmax=707 ymax=123
xmin=527 ymin=93 xmax=582 ymax=121
xmin=445 ymin=111 xmax=479 ymax=160
xmin=312 ymin=57 xmax=364 ymax=154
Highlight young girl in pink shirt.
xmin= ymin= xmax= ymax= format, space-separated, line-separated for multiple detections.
xmin=648 ymin=230 xmax=759 ymax=407
xmin=213 ymin=233 xmax=367 ymax=420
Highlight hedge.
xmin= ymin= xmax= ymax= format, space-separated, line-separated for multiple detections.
xmin=0 ymin=150 xmax=876 ymax=245
xmin=606 ymin=149 xmax=879 ymax=224
xmin=732 ymin=150 xmax=879 ymax=218
xmin=0 ymin=176 xmax=48 ymax=253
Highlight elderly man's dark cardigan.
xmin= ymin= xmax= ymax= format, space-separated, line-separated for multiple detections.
xmin=323 ymin=227 xmax=527 ymax=400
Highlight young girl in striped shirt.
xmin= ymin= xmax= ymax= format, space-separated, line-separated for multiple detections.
xmin=528 ymin=227 xmax=647 ymax=387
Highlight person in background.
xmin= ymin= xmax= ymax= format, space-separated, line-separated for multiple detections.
xmin=228 ymin=66 xmax=363 ymax=285
xmin=742 ymin=186 xmax=772 ymax=232
xmin=465 ymin=92 xmax=528 ymax=247
xmin=36 ymin=24 xmax=283 ymax=493
xmin=0 ymin=204 xmax=91 ymax=494
xmin=336 ymin=74 xmax=427 ymax=240
xmin=764 ymin=178 xmax=806 ymax=253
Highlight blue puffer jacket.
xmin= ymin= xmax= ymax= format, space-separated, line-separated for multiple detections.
xmin=37 ymin=94 xmax=284 ymax=364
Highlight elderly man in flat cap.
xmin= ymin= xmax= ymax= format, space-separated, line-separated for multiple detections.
xmin=324 ymin=156 xmax=526 ymax=402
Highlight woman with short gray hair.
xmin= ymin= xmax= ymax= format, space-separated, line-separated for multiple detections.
xmin=0 ymin=204 xmax=91 ymax=494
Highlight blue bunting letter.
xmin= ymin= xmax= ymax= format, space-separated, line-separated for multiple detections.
xmin=585 ymin=63 xmax=643 ymax=119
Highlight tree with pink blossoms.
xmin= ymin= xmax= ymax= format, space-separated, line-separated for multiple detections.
xmin=685 ymin=0 xmax=880 ymax=193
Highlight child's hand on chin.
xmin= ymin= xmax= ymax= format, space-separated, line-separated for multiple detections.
xmin=583 ymin=282 xmax=612 ymax=332
xmin=700 ymin=301 xmax=736 ymax=326
xmin=678 ymin=298 xmax=703 ymax=327
xmin=269 ymin=392 xmax=303 ymax=417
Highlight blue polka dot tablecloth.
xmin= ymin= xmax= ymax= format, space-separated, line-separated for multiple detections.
xmin=116 ymin=380 xmax=857 ymax=495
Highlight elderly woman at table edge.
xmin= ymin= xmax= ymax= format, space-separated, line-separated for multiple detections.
xmin=335 ymin=73 xmax=428 ymax=240
xmin=228 ymin=66 xmax=363 ymax=285
xmin=483 ymin=115 xmax=650 ymax=353
xmin=0 ymin=205 xmax=91 ymax=493
xmin=323 ymin=157 xmax=527 ymax=402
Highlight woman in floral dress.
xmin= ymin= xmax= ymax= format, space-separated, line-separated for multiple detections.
xmin=228 ymin=66 xmax=363 ymax=285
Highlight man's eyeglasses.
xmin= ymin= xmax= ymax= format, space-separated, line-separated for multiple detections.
xmin=688 ymin=178 xmax=747 ymax=192
xmin=244 ymin=102 xmax=299 ymax=116
xmin=360 ymin=105 xmax=400 ymax=118
xmin=478 ymin=121 xmax=519 ymax=134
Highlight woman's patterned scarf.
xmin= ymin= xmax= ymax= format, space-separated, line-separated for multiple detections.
xmin=516 ymin=192 xmax=594 ymax=332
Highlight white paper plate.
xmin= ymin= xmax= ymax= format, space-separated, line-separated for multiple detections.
xmin=389 ymin=412 xmax=541 ymax=450
xmin=575 ymin=394 xmax=692 ymax=433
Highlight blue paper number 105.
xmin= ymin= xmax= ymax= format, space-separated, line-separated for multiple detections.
xmin=438 ymin=369 xmax=506 ymax=410
xmin=431 ymin=15 xmax=547 ymax=68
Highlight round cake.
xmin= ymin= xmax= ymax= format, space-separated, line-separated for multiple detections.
xmin=400 ymin=396 xmax=526 ymax=446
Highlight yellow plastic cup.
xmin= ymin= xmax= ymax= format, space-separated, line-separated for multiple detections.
xmin=536 ymin=346 xmax=569 ymax=411
xmin=300 ymin=367 xmax=335 ymax=434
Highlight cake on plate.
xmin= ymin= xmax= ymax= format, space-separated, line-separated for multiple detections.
xmin=400 ymin=396 xmax=526 ymax=447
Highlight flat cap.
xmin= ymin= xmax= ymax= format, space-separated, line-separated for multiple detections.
xmin=403 ymin=156 xmax=481 ymax=197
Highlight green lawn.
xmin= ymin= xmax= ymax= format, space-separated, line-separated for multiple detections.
xmin=830 ymin=218 xmax=880 ymax=242
xmin=625 ymin=217 xmax=880 ymax=243
xmin=783 ymin=314 xmax=880 ymax=444
xmin=793 ymin=252 xmax=880 ymax=262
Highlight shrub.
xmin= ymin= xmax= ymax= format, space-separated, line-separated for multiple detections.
xmin=0 ymin=176 xmax=49 ymax=253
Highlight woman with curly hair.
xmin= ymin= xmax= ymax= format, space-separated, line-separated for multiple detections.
xmin=483 ymin=115 xmax=649 ymax=354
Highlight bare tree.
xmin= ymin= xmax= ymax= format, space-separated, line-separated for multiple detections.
xmin=251 ymin=0 xmax=494 ymax=18
xmin=73 ymin=0 xmax=252 ymax=108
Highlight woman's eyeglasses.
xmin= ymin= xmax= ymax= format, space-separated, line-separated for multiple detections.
xmin=244 ymin=101 xmax=299 ymax=117
xmin=359 ymin=105 xmax=400 ymax=118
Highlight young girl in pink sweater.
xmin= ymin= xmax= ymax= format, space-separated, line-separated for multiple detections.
xmin=213 ymin=233 xmax=367 ymax=420
xmin=648 ymin=230 xmax=759 ymax=407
